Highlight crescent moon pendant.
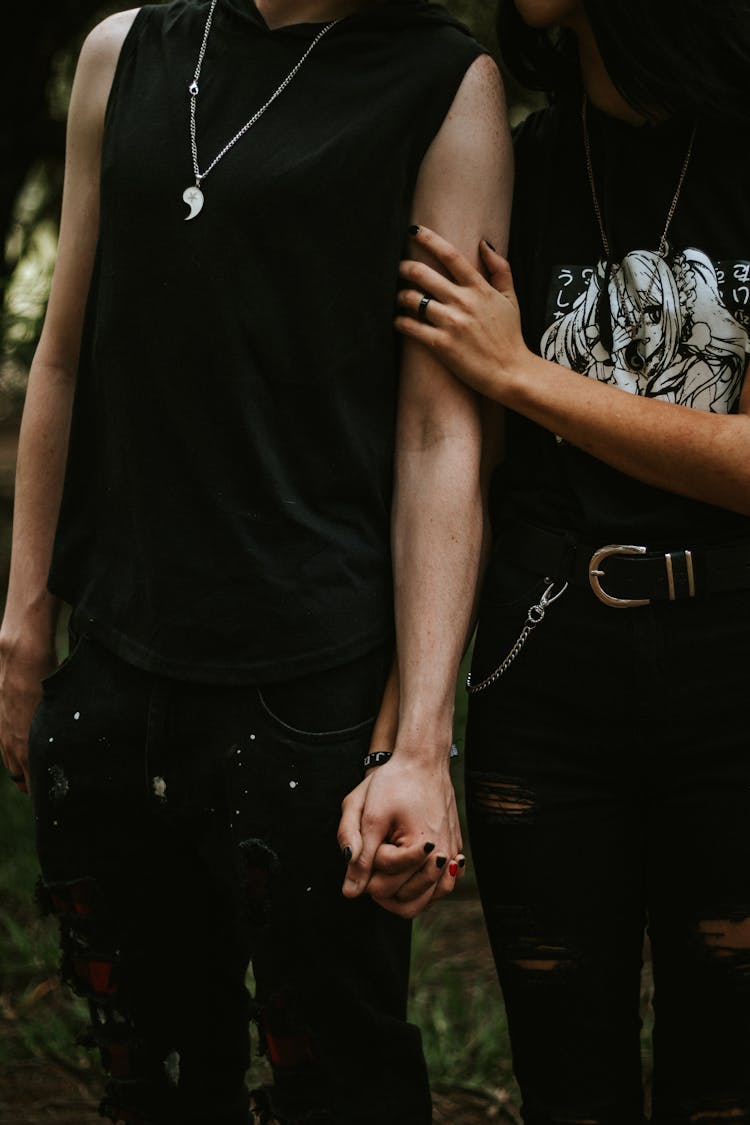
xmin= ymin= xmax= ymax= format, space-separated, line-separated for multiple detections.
xmin=183 ymin=185 xmax=204 ymax=221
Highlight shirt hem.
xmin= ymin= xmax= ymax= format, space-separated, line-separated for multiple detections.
xmin=65 ymin=601 xmax=395 ymax=685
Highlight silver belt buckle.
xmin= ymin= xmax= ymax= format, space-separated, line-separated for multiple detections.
xmin=589 ymin=544 xmax=649 ymax=608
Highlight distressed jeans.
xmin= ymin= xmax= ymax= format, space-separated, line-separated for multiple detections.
xmin=29 ymin=634 xmax=431 ymax=1125
xmin=466 ymin=557 xmax=750 ymax=1125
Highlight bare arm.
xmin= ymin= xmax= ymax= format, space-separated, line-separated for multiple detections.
xmin=0 ymin=10 xmax=139 ymax=792
xmin=339 ymin=55 xmax=512 ymax=916
xmin=398 ymin=233 xmax=750 ymax=516
xmin=338 ymin=400 xmax=505 ymax=875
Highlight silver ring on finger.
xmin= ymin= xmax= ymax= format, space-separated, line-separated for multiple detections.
xmin=417 ymin=294 xmax=433 ymax=323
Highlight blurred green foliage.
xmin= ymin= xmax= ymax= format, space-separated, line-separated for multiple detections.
xmin=445 ymin=0 xmax=498 ymax=52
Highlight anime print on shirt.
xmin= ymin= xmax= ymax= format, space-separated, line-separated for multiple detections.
xmin=542 ymin=247 xmax=750 ymax=413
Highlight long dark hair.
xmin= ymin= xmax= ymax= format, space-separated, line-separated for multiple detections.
xmin=497 ymin=0 xmax=750 ymax=121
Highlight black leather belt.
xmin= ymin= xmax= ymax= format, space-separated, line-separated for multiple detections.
xmin=501 ymin=524 xmax=750 ymax=608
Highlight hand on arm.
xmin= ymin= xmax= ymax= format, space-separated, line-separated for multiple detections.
xmin=338 ymin=54 xmax=512 ymax=916
xmin=0 ymin=11 xmax=139 ymax=793
xmin=397 ymin=228 xmax=750 ymax=517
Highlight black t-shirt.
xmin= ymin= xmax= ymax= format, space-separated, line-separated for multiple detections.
xmin=490 ymin=97 xmax=750 ymax=551
xmin=49 ymin=0 xmax=483 ymax=683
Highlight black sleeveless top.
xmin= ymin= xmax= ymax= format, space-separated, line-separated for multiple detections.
xmin=50 ymin=0 xmax=483 ymax=683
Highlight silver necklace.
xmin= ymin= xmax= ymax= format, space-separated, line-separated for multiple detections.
xmin=582 ymin=94 xmax=696 ymax=343
xmin=183 ymin=0 xmax=338 ymax=220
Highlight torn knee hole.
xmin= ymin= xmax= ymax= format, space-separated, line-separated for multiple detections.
xmin=38 ymin=877 xmax=122 ymax=1001
xmin=88 ymin=1023 xmax=179 ymax=1088
xmin=698 ymin=915 xmax=750 ymax=956
xmin=512 ymin=957 xmax=564 ymax=972
xmin=62 ymin=944 xmax=120 ymax=999
xmin=37 ymin=875 xmax=99 ymax=919
xmin=264 ymin=1026 xmax=316 ymax=1070
xmin=471 ymin=776 xmax=536 ymax=819
xmin=87 ymin=1031 xmax=140 ymax=1082
xmin=553 ymin=1119 xmax=602 ymax=1125
xmin=67 ymin=954 xmax=118 ymax=999
xmin=256 ymin=994 xmax=317 ymax=1070
xmin=689 ymin=1110 xmax=749 ymax=1123
xmin=507 ymin=934 xmax=573 ymax=975
xmin=510 ymin=944 xmax=572 ymax=974
xmin=697 ymin=915 xmax=750 ymax=982
xmin=103 ymin=1041 xmax=138 ymax=1080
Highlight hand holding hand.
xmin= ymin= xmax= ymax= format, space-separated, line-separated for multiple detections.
xmin=395 ymin=225 xmax=529 ymax=402
xmin=338 ymin=752 xmax=464 ymax=919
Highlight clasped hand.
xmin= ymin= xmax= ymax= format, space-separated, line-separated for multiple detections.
xmin=338 ymin=752 xmax=464 ymax=918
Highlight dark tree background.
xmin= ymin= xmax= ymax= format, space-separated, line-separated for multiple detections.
xmin=2 ymin=3 xmax=118 ymax=365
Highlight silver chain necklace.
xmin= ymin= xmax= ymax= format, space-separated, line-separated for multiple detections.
xmin=580 ymin=95 xmax=697 ymax=371
xmin=584 ymin=98 xmax=697 ymax=355
xmin=183 ymin=0 xmax=338 ymax=220
xmin=583 ymin=95 xmax=696 ymax=263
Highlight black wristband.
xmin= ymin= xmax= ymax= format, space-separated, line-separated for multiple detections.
xmin=363 ymin=745 xmax=458 ymax=771
xmin=363 ymin=751 xmax=393 ymax=770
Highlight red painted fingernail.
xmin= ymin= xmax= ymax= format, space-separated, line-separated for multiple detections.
xmin=449 ymin=862 xmax=458 ymax=877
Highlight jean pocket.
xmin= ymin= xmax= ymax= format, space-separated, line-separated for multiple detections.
xmin=256 ymin=686 xmax=377 ymax=744
xmin=469 ymin=585 xmax=553 ymax=692
xmin=40 ymin=631 xmax=89 ymax=693
xmin=480 ymin=559 xmax=550 ymax=612
xmin=255 ymin=646 xmax=390 ymax=744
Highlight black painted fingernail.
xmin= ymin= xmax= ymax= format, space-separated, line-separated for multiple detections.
xmin=423 ymin=842 xmax=435 ymax=854
xmin=435 ymin=855 xmax=447 ymax=869
xmin=483 ymin=239 xmax=497 ymax=252
xmin=342 ymin=845 xmax=352 ymax=863
xmin=408 ymin=224 xmax=421 ymax=236
xmin=458 ymin=858 xmax=466 ymax=868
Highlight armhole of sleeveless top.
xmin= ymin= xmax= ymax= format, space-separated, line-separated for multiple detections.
xmin=102 ymin=6 xmax=153 ymax=134
xmin=408 ymin=44 xmax=488 ymax=187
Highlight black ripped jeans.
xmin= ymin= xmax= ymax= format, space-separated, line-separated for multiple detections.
xmin=466 ymin=557 xmax=750 ymax=1125
xmin=29 ymin=635 xmax=430 ymax=1125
